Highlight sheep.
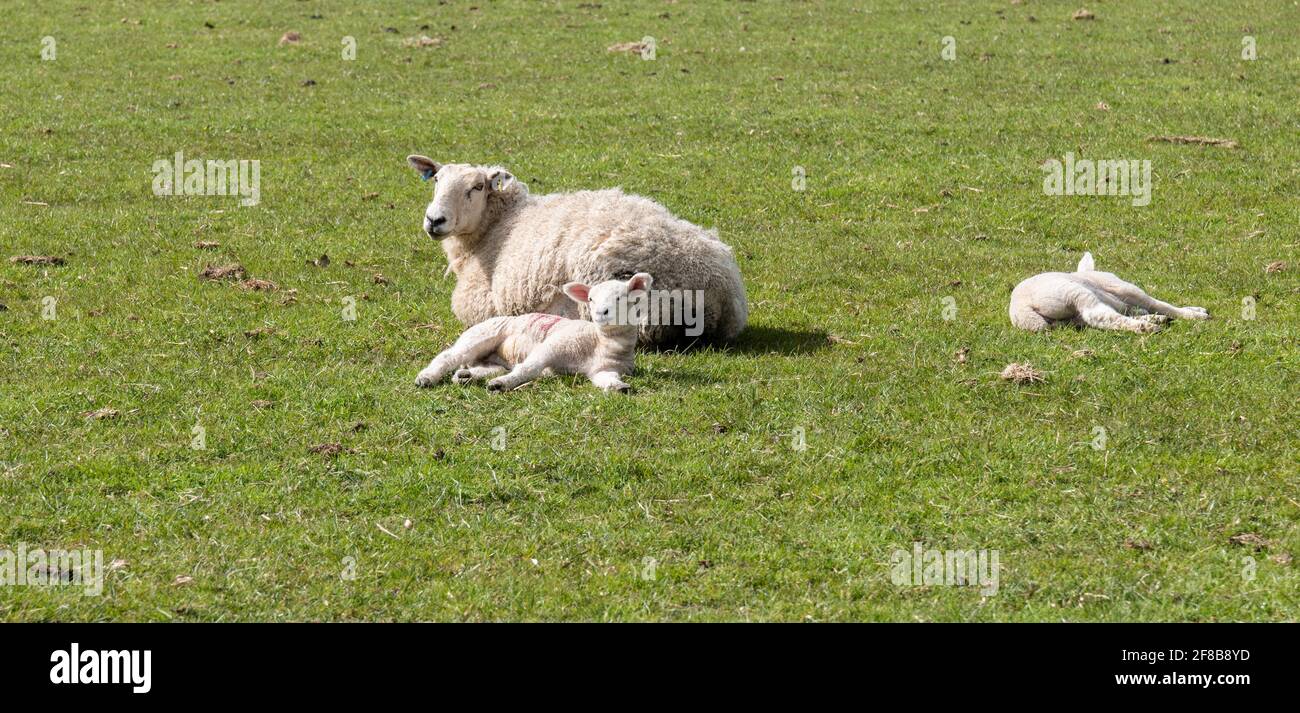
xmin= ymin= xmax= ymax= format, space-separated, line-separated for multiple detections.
xmin=405 ymin=156 xmax=748 ymax=346
xmin=415 ymin=273 xmax=654 ymax=393
xmin=1009 ymin=252 xmax=1210 ymax=333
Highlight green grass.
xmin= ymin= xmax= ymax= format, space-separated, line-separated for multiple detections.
xmin=1 ymin=0 xmax=1296 ymax=621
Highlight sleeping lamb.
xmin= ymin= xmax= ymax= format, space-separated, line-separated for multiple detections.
xmin=406 ymin=156 xmax=748 ymax=346
xmin=1009 ymin=252 xmax=1210 ymax=333
xmin=415 ymin=273 xmax=653 ymax=393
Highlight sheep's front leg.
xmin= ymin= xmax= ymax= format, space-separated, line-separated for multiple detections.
xmin=589 ymin=370 xmax=632 ymax=394
xmin=487 ymin=351 xmax=552 ymax=393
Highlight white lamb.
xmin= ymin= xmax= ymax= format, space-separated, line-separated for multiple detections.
xmin=1009 ymin=252 xmax=1210 ymax=333
xmin=406 ymin=156 xmax=748 ymax=346
xmin=415 ymin=273 xmax=654 ymax=393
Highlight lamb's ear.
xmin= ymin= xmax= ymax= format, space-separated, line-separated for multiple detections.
xmin=562 ymin=282 xmax=591 ymax=303
xmin=487 ymin=169 xmax=515 ymax=192
xmin=407 ymin=155 xmax=441 ymax=181
xmin=1077 ymin=252 xmax=1095 ymax=272
xmin=627 ymin=272 xmax=653 ymax=294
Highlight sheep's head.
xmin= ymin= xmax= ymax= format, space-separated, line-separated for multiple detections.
xmin=562 ymin=273 xmax=653 ymax=330
xmin=407 ymin=156 xmax=523 ymax=239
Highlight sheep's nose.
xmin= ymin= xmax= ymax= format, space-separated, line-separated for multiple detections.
xmin=424 ymin=215 xmax=448 ymax=238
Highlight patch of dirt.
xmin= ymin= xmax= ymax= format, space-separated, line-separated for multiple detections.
xmin=10 ymin=255 xmax=65 ymax=266
xmin=954 ymin=346 xmax=970 ymax=364
xmin=193 ymin=241 xmax=221 ymax=249
xmin=309 ymin=443 xmax=354 ymax=457
xmin=1000 ymin=362 xmax=1045 ymax=384
xmin=1148 ymin=135 xmax=1239 ymax=148
xmin=403 ymin=35 xmax=443 ymax=48
xmin=83 ymin=407 xmax=120 ymax=420
xmin=1072 ymin=9 xmax=1095 ymax=20
xmin=1228 ymin=533 xmax=1270 ymax=551
xmin=238 ymin=278 xmax=278 ymax=291
xmin=1070 ymin=349 xmax=1096 ymax=360
xmin=244 ymin=327 xmax=277 ymax=339
xmin=372 ymin=273 xmax=390 ymax=285
xmin=1264 ymin=260 xmax=1285 ymax=274
xmin=1124 ymin=539 xmax=1154 ymax=551
xmin=250 ymin=400 xmax=274 ymax=409
xmin=199 ymin=263 xmax=246 ymax=281
xmin=608 ymin=40 xmax=650 ymax=53
xmin=279 ymin=31 xmax=300 ymax=45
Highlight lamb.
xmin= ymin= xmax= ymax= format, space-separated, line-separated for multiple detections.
xmin=405 ymin=156 xmax=748 ymax=346
xmin=414 ymin=273 xmax=654 ymax=393
xmin=1009 ymin=252 xmax=1210 ymax=333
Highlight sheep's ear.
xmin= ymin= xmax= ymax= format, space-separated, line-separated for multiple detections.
xmin=627 ymin=272 xmax=653 ymax=294
xmin=407 ymin=155 xmax=441 ymax=181
xmin=562 ymin=282 xmax=591 ymax=304
xmin=487 ymin=169 xmax=515 ymax=192
xmin=1077 ymin=252 xmax=1095 ymax=272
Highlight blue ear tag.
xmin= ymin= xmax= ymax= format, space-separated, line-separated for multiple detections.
xmin=420 ymin=168 xmax=435 ymax=181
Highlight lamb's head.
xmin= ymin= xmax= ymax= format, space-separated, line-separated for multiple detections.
xmin=406 ymin=156 xmax=525 ymax=239
xmin=562 ymin=273 xmax=653 ymax=331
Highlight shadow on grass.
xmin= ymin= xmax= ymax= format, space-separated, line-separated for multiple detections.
xmin=728 ymin=325 xmax=830 ymax=355
xmin=646 ymin=325 xmax=830 ymax=356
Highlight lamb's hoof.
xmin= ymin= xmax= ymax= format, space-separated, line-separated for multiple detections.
xmin=452 ymin=368 xmax=474 ymax=385
xmin=1135 ymin=320 xmax=1164 ymax=334
xmin=486 ymin=379 xmax=507 ymax=393
xmin=1184 ymin=306 xmax=1211 ymax=320
xmin=613 ymin=384 xmax=632 ymax=395
xmin=415 ymin=370 xmax=441 ymax=388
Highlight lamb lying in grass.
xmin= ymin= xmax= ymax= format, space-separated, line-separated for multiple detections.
xmin=1009 ymin=252 xmax=1210 ymax=333
xmin=415 ymin=273 xmax=652 ymax=393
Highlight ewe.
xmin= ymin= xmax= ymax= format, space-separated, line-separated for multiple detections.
xmin=415 ymin=273 xmax=654 ymax=393
xmin=1009 ymin=252 xmax=1210 ymax=333
xmin=407 ymin=156 xmax=748 ymax=346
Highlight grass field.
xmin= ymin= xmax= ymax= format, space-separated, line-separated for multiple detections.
xmin=1 ymin=0 xmax=1296 ymax=621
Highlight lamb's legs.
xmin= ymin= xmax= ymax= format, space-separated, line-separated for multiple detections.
xmin=1122 ymin=290 xmax=1209 ymax=320
xmin=416 ymin=321 xmax=506 ymax=387
xmin=487 ymin=351 xmax=552 ymax=393
xmin=1076 ymin=297 xmax=1162 ymax=334
xmin=452 ymin=364 xmax=507 ymax=384
xmin=589 ymin=370 xmax=631 ymax=394
xmin=1103 ymin=278 xmax=1210 ymax=320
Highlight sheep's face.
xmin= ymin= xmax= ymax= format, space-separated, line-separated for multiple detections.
xmin=562 ymin=273 xmax=653 ymax=329
xmin=407 ymin=156 xmax=515 ymax=239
